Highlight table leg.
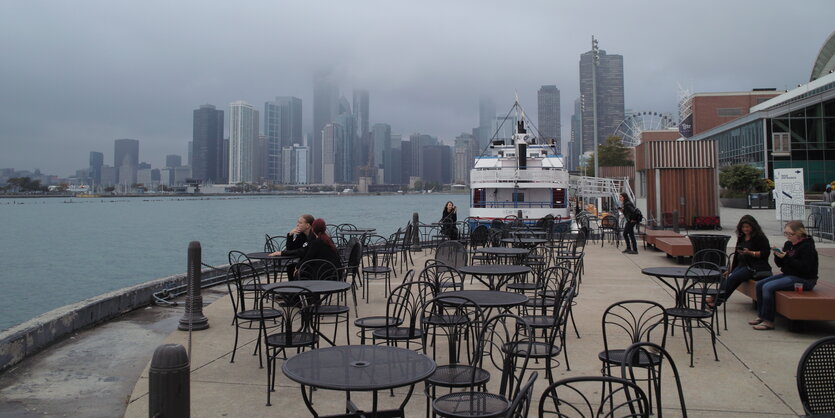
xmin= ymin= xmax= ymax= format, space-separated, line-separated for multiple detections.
xmin=299 ymin=384 xmax=320 ymax=417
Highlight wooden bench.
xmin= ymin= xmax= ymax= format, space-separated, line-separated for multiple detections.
xmin=644 ymin=229 xmax=686 ymax=249
xmin=736 ymin=279 xmax=835 ymax=327
xmin=654 ymin=237 xmax=693 ymax=263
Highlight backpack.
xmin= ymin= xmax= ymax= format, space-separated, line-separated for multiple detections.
xmin=632 ymin=207 xmax=644 ymax=223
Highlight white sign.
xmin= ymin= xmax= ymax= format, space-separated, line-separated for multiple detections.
xmin=773 ymin=168 xmax=805 ymax=220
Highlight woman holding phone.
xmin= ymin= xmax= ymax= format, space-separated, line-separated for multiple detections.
xmin=750 ymin=221 xmax=819 ymax=330
xmin=711 ymin=215 xmax=771 ymax=307
xmin=440 ymin=201 xmax=458 ymax=240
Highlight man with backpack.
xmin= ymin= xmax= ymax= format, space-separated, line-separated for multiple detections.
xmin=619 ymin=193 xmax=642 ymax=254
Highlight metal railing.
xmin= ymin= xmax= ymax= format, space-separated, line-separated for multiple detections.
xmin=569 ymin=175 xmax=634 ymax=202
xmin=779 ymin=203 xmax=833 ymax=241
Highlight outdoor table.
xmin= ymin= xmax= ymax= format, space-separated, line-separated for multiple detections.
xmin=283 ymin=345 xmax=436 ymax=417
xmin=641 ymin=266 xmax=722 ymax=307
xmin=440 ymin=290 xmax=528 ymax=312
xmin=263 ymin=280 xmax=351 ymax=346
xmin=246 ymin=252 xmax=298 ymax=283
xmin=472 ymin=247 xmax=530 ymax=264
xmin=458 ymin=264 xmax=531 ymax=291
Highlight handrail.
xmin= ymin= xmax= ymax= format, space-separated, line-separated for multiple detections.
xmin=778 ymin=203 xmax=833 ymax=241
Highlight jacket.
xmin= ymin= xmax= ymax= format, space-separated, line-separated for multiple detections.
xmin=282 ymin=232 xmax=310 ymax=258
xmin=775 ymin=237 xmax=818 ymax=280
xmin=298 ymin=236 xmax=343 ymax=270
xmin=730 ymin=234 xmax=771 ymax=272
xmin=621 ymin=200 xmax=638 ymax=222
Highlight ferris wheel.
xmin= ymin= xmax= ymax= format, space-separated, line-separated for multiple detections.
xmin=612 ymin=111 xmax=677 ymax=147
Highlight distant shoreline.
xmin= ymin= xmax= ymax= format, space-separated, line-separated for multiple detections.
xmin=0 ymin=190 xmax=468 ymax=200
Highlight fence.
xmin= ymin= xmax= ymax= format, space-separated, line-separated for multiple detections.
xmin=779 ymin=203 xmax=834 ymax=241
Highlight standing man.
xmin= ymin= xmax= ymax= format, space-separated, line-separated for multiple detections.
xmin=270 ymin=213 xmax=315 ymax=280
xmin=824 ymin=184 xmax=833 ymax=203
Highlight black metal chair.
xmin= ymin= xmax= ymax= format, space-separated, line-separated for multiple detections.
xmin=296 ymin=258 xmax=352 ymax=345
xmin=361 ymin=234 xmax=395 ymax=301
xmin=687 ymin=249 xmax=730 ymax=332
xmin=352 ymin=269 xmax=416 ymax=345
xmin=469 ymin=225 xmax=491 ymax=265
xmin=514 ymin=284 xmax=574 ymax=385
xmin=797 ymin=335 xmax=835 ymax=416
xmin=371 ymin=280 xmax=436 ymax=350
xmin=807 ymin=212 xmax=823 ymax=242
xmin=432 ymin=313 xmax=533 ymax=418
xmin=420 ymin=294 xmax=486 ymax=416
xmin=337 ymin=240 xmax=362 ymax=318
xmin=419 ymin=261 xmax=465 ymax=292
xmin=538 ymin=375 xmax=650 ymax=418
xmin=664 ymin=261 xmax=721 ymax=367
xmin=264 ymin=234 xmax=286 ymax=253
xmin=599 ymin=300 xmax=667 ymax=382
xmin=621 ymin=342 xmax=688 ymax=418
xmin=599 ymin=214 xmax=620 ymax=247
xmin=226 ymin=262 xmax=282 ymax=367
xmin=506 ymin=372 xmax=538 ymax=418
xmin=259 ymin=285 xmax=318 ymax=406
xmin=435 ymin=240 xmax=468 ymax=269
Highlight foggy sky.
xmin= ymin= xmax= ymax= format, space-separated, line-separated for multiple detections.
xmin=1 ymin=0 xmax=833 ymax=177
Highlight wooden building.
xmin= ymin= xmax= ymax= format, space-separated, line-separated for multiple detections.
xmin=634 ymin=139 xmax=719 ymax=228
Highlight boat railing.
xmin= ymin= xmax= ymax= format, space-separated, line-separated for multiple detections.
xmin=471 ymin=169 xmax=566 ymax=184
xmin=475 ymin=200 xmax=554 ymax=209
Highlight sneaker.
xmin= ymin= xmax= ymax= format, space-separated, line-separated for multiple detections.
xmin=628 ymin=250 xmax=639 ymax=254
xmin=622 ymin=249 xmax=632 ymax=253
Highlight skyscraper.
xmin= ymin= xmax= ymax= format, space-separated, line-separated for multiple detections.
xmin=352 ymin=89 xmax=370 ymax=182
xmin=537 ymin=85 xmax=561 ymax=153
xmin=321 ymin=122 xmax=344 ymax=185
xmin=228 ymin=101 xmax=259 ymax=184
xmin=89 ymin=151 xmax=103 ymax=186
xmin=114 ymin=138 xmax=139 ymax=185
xmin=264 ymin=97 xmax=302 ymax=182
xmin=312 ymin=71 xmax=339 ymax=183
xmin=453 ymin=133 xmax=477 ymax=185
xmin=192 ymin=104 xmax=224 ymax=183
xmin=165 ymin=154 xmax=182 ymax=168
xmin=334 ymin=112 xmax=355 ymax=184
xmin=371 ymin=123 xmax=391 ymax=169
xmin=579 ymin=49 xmax=624 ymax=153
xmin=569 ymin=97 xmax=583 ymax=171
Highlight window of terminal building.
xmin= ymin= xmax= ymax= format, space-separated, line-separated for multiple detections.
xmin=773 ymin=132 xmax=791 ymax=155
xmin=717 ymin=108 xmax=743 ymax=117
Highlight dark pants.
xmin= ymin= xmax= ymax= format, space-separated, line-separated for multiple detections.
xmin=623 ymin=221 xmax=637 ymax=250
xmin=717 ymin=265 xmax=754 ymax=305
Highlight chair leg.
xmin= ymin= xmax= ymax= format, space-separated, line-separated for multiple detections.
xmin=230 ymin=323 xmax=240 ymax=364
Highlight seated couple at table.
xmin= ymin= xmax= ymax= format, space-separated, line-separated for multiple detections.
xmin=269 ymin=214 xmax=342 ymax=279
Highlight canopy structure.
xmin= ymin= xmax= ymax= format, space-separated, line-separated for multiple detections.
xmin=811 ymin=30 xmax=835 ymax=81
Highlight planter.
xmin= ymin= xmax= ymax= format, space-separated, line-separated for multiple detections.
xmin=720 ymin=197 xmax=748 ymax=209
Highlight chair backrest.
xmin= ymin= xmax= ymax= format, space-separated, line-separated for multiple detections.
xmin=259 ymin=285 xmax=316 ymax=346
xmin=538 ymin=375 xmax=650 ymax=417
xmin=601 ymin=215 xmax=618 ymax=229
xmin=384 ymin=280 xmax=437 ymax=340
xmin=506 ymin=372 xmax=538 ymax=418
xmin=418 ymin=262 xmax=465 ymax=291
xmin=435 ymin=240 xmax=467 ymax=268
xmin=297 ymin=258 xmax=339 ymax=281
xmin=419 ymin=294 xmax=483 ymax=360
xmin=226 ymin=261 xmax=263 ymax=313
xmin=476 ymin=313 xmax=533 ymax=400
xmin=621 ymin=342 xmax=687 ymax=417
xmin=680 ymin=261 xmax=722 ymax=309
xmin=264 ymin=234 xmax=286 ymax=253
xmin=228 ymin=250 xmax=252 ymax=266
xmin=602 ymin=300 xmax=668 ymax=360
xmin=687 ymin=234 xmax=731 ymax=258
xmin=808 ymin=212 xmax=821 ymax=228
xmin=470 ymin=225 xmax=489 ymax=247
xmin=797 ymin=335 xmax=835 ymax=415
xmin=692 ymin=249 xmax=728 ymax=270
xmin=530 ymin=266 xmax=575 ymax=316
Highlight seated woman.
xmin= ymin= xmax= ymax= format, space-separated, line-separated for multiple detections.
xmin=750 ymin=221 xmax=819 ymax=330
xmin=295 ymin=218 xmax=343 ymax=279
xmin=713 ymin=215 xmax=771 ymax=307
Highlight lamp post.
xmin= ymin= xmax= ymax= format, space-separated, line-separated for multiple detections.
xmin=591 ymin=36 xmax=600 ymax=179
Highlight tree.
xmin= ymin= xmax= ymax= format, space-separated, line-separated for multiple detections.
xmin=719 ymin=164 xmax=762 ymax=197
xmin=598 ymin=136 xmax=634 ymax=167
xmin=413 ymin=180 xmax=424 ymax=191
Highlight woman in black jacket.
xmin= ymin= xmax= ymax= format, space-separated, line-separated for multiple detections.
xmin=440 ymin=201 xmax=458 ymax=240
xmin=751 ymin=221 xmax=819 ymax=330
xmin=714 ymin=215 xmax=771 ymax=306
xmin=619 ymin=193 xmax=639 ymax=254
xmin=294 ymin=218 xmax=342 ymax=280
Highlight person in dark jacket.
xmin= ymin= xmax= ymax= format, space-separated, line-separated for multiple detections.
xmin=295 ymin=218 xmax=343 ymax=279
xmin=713 ymin=215 xmax=771 ymax=306
xmin=618 ymin=193 xmax=639 ymax=254
xmin=440 ymin=201 xmax=458 ymax=240
xmin=750 ymin=221 xmax=819 ymax=330
xmin=269 ymin=213 xmax=314 ymax=280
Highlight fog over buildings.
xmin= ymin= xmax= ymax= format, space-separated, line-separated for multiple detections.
xmin=0 ymin=0 xmax=833 ymax=177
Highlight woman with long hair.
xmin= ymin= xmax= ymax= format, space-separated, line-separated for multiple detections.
xmin=712 ymin=215 xmax=771 ymax=307
xmin=440 ymin=201 xmax=458 ymax=240
xmin=295 ymin=218 xmax=342 ymax=278
xmin=750 ymin=221 xmax=819 ymax=330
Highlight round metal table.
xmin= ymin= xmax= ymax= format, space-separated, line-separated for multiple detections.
xmin=458 ymin=264 xmax=531 ymax=291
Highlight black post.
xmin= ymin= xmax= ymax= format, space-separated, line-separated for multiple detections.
xmin=672 ymin=210 xmax=680 ymax=234
xmin=178 ymin=241 xmax=209 ymax=331
xmin=411 ymin=212 xmax=421 ymax=251
xmin=149 ymin=344 xmax=189 ymax=418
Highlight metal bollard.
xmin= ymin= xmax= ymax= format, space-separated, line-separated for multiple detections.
xmin=411 ymin=212 xmax=421 ymax=251
xmin=672 ymin=210 xmax=680 ymax=234
xmin=178 ymin=241 xmax=209 ymax=331
xmin=149 ymin=344 xmax=189 ymax=418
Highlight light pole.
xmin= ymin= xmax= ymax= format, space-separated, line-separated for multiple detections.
xmin=591 ymin=36 xmax=600 ymax=179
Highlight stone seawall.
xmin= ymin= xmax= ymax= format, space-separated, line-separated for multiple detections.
xmin=0 ymin=267 xmax=224 ymax=373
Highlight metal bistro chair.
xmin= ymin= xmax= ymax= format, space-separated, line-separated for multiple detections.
xmin=361 ymin=234 xmax=395 ymax=301
xmin=806 ymin=212 xmax=823 ymax=242
xmin=515 ymin=285 xmax=575 ymax=386
xmin=372 ymin=280 xmax=436 ymax=350
xmin=538 ymin=375 xmax=649 ymax=418
xmin=664 ymin=261 xmax=722 ymax=367
xmin=432 ymin=313 xmax=534 ymax=418
xmin=259 ymin=285 xmax=318 ymax=407
xmin=599 ymin=214 xmax=620 ymax=248
xmin=420 ymin=261 xmax=465 ymax=292
xmin=797 ymin=335 xmax=835 ymax=416
xmin=621 ymin=342 xmax=688 ymax=418
xmin=687 ymin=249 xmax=730 ymax=332
xmin=353 ymin=269 xmax=416 ymax=345
xmin=297 ymin=258 xmax=351 ymax=345
xmin=435 ymin=240 xmax=468 ymax=269
xmin=226 ymin=261 xmax=282 ymax=367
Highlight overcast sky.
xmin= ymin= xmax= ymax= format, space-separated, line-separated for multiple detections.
xmin=1 ymin=0 xmax=833 ymax=177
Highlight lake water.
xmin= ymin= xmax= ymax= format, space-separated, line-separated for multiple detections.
xmin=0 ymin=193 xmax=468 ymax=331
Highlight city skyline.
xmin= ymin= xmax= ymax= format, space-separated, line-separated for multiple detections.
xmin=1 ymin=1 xmax=833 ymax=176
